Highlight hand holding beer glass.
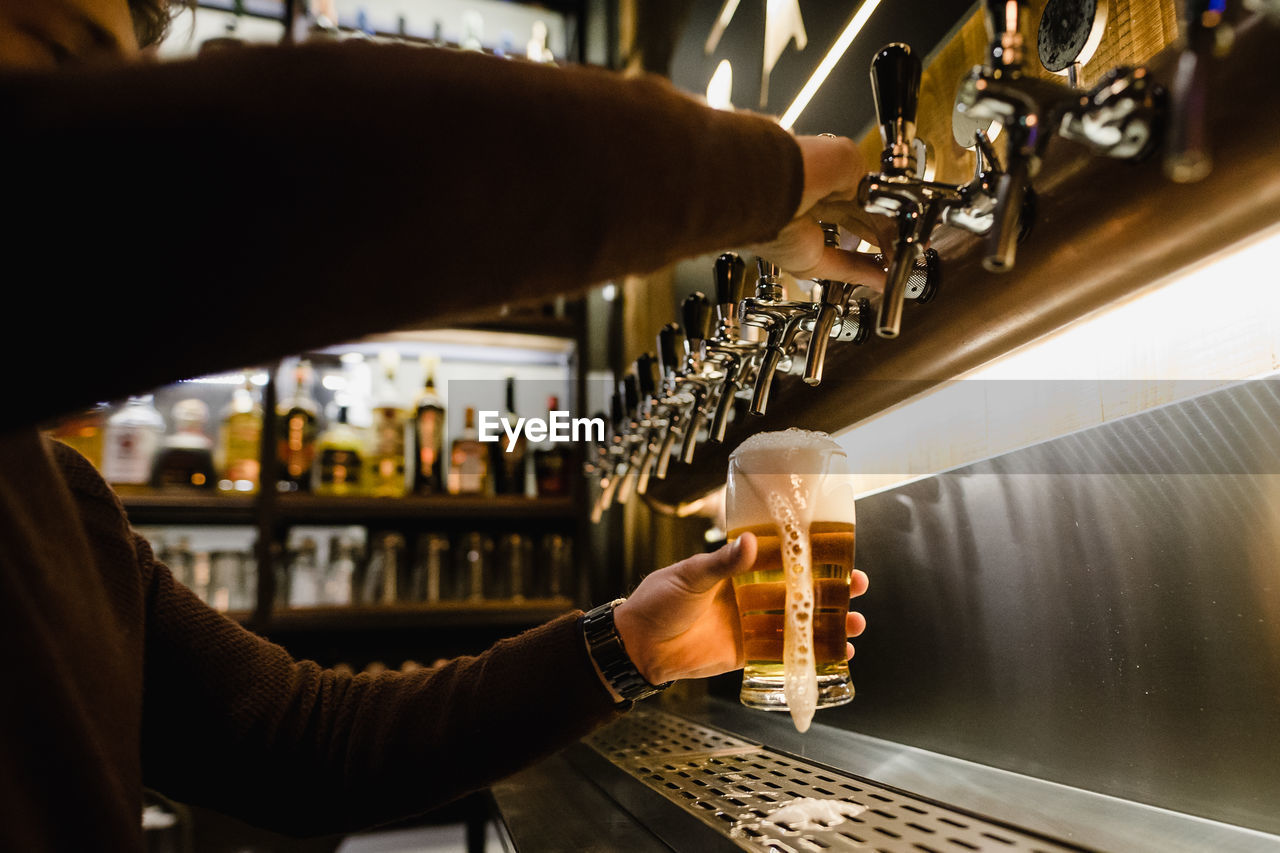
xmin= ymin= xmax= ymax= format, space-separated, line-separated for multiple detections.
xmin=727 ymin=429 xmax=859 ymax=732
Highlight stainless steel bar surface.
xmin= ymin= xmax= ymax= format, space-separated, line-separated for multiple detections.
xmin=580 ymin=707 xmax=1086 ymax=853
xmin=572 ymin=704 xmax=1280 ymax=853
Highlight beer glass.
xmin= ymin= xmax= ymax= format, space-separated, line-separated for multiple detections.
xmin=726 ymin=429 xmax=856 ymax=729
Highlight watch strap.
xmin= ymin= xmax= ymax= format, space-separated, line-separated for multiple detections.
xmin=582 ymin=598 xmax=672 ymax=704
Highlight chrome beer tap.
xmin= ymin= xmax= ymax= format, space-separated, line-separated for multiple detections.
xmin=593 ymin=391 xmax=629 ymax=516
xmin=675 ymin=292 xmax=718 ymax=464
xmin=954 ymin=0 xmax=1162 ymax=270
xmin=702 ymin=253 xmax=765 ymax=443
xmin=799 ymin=222 xmax=872 ymax=385
xmin=856 ymin=43 xmax=967 ymax=338
xmin=740 ymin=259 xmax=815 ymax=416
xmin=583 ymin=408 xmax=611 ymax=522
xmin=630 ymin=353 xmax=665 ymax=495
xmin=613 ymin=373 xmax=646 ymax=504
xmin=651 ymin=322 xmax=686 ymax=480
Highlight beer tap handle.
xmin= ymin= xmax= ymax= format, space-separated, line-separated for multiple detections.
xmin=616 ymin=377 xmax=642 ymax=504
xmin=621 ymin=374 xmax=640 ymax=422
xmin=635 ymin=353 xmax=658 ymax=402
xmin=682 ymin=291 xmax=713 ymax=358
xmin=608 ymin=391 xmax=627 ymax=450
xmin=1165 ymin=0 xmax=1223 ymax=182
xmin=755 ymin=258 xmax=783 ymax=300
xmin=983 ymin=0 xmax=1028 ymax=71
xmin=713 ymin=252 xmax=748 ymax=332
xmin=871 ymin=43 xmax=923 ymax=175
xmin=656 ymin=322 xmax=681 ymax=385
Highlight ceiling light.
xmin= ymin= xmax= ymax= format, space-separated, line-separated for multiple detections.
xmin=779 ymin=0 xmax=883 ymax=130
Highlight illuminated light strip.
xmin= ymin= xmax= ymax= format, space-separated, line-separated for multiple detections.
xmin=778 ymin=0 xmax=883 ymax=130
xmin=704 ymin=0 xmax=741 ymax=54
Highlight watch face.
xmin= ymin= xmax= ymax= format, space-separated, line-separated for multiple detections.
xmin=1038 ymin=0 xmax=1108 ymax=72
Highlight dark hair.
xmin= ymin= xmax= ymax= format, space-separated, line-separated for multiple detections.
xmin=129 ymin=0 xmax=184 ymax=48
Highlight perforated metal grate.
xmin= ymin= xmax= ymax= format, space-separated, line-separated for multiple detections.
xmin=585 ymin=710 xmax=1084 ymax=853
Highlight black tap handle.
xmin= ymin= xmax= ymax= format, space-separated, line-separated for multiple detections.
xmin=609 ymin=392 xmax=625 ymax=433
xmin=682 ymin=292 xmax=713 ymax=344
xmin=713 ymin=253 xmax=748 ymax=309
xmin=871 ymin=42 xmax=922 ymax=161
xmin=983 ymin=0 xmax=1028 ymax=69
xmin=635 ymin=353 xmax=657 ymax=398
xmin=657 ymin=322 xmax=681 ymax=379
xmin=757 ymin=257 xmax=779 ymax=280
xmin=1165 ymin=0 xmax=1222 ymax=182
xmin=621 ymin=374 xmax=640 ymax=417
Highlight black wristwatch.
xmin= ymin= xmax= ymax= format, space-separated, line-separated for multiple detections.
xmin=581 ymin=598 xmax=672 ymax=704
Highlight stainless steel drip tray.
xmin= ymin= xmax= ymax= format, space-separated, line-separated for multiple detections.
xmin=573 ymin=708 xmax=1081 ymax=853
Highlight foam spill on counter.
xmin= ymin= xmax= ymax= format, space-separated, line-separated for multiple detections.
xmin=729 ymin=796 xmax=868 ymax=838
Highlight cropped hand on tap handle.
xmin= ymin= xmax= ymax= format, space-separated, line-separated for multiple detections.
xmin=746 ymin=135 xmax=890 ymax=289
xmin=610 ymin=532 xmax=869 ymax=688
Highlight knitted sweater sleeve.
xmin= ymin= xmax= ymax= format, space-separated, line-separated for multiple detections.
xmin=136 ymin=531 xmax=623 ymax=836
xmin=1 ymin=42 xmax=803 ymax=430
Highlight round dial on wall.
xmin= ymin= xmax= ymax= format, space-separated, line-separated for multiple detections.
xmin=1037 ymin=0 xmax=1109 ymax=73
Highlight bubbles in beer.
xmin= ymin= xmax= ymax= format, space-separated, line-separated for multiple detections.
xmin=729 ymin=429 xmax=854 ymax=732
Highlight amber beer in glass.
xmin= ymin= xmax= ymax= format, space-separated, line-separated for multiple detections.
xmin=727 ymin=430 xmax=856 ymax=716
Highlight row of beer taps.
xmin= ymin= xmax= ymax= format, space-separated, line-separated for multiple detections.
xmin=586 ymin=0 xmax=1270 ymax=520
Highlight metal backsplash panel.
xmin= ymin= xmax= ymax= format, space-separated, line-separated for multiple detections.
xmin=728 ymin=379 xmax=1280 ymax=835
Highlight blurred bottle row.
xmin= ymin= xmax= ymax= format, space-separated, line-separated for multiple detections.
xmin=45 ymin=354 xmax=573 ymax=499
xmin=157 ymin=529 xmax=574 ymax=612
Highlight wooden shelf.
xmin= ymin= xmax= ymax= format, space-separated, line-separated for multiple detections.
xmin=122 ymin=493 xmax=257 ymax=525
xmin=123 ymin=493 xmax=578 ymax=526
xmin=275 ymin=493 xmax=578 ymax=523
xmin=244 ymin=599 xmax=576 ymax=632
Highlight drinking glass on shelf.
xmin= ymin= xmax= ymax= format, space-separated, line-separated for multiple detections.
xmin=536 ymin=533 xmax=573 ymax=600
xmin=496 ymin=532 xmax=532 ymax=600
xmin=411 ymin=533 xmax=451 ymax=603
xmin=361 ymin=532 xmax=405 ymax=605
xmin=453 ymin=531 xmax=492 ymax=602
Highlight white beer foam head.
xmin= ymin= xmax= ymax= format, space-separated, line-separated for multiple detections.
xmin=726 ymin=429 xmax=855 ymax=733
xmin=727 ymin=428 xmax=856 ymax=531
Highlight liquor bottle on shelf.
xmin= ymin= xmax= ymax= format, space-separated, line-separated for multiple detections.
xmin=448 ymin=406 xmax=492 ymax=495
xmin=276 ymin=361 xmax=320 ymax=493
xmin=102 ymin=395 xmax=165 ymax=493
xmin=45 ymin=402 xmax=109 ymax=469
xmin=151 ymin=398 xmax=217 ymax=491
xmin=533 ymin=395 xmax=571 ymax=497
xmin=217 ymin=377 xmax=262 ymax=493
xmin=492 ymin=376 xmax=529 ymax=496
xmin=313 ymin=405 xmax=365 ymax=496
xmin=366 ymin=351 xmax=410 ymax=497
xmin=412 ymin=354 xmax=446 ymax=495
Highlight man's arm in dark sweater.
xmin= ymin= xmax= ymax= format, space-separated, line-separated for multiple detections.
xmin=2 ymin=42 xmax=802 ymax=430
xmin=134 ymin=531 xmax=623 ymax=836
